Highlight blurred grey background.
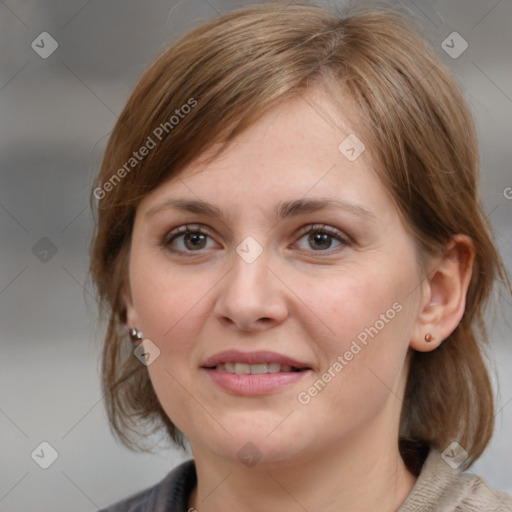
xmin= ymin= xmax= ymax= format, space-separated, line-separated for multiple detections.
xmin=0 ymin=0 xmax=511 ymax=510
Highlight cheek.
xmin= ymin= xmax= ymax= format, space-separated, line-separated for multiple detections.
xmin=292 ymin=279 xmax=412 ymax=442
xmin=292 ymin=259 xmax=416 ymax=399
xmin=130 ymin=258 xmax=218 ymax=434
xmin=130 ymin=250 xmax=210 ymax=342
xmin=291 ymin=260 xmax=410 ymax=349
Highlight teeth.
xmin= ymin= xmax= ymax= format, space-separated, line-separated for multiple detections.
xmin=250 ymin=363 xmax=268 ymax=374
xmin=268 ymin=363 xmax=281 ymax=373
xmin=214 ymin=363 xmax=300 ymax=374
xmin=235 ymin=363 xmax=251 ymax=375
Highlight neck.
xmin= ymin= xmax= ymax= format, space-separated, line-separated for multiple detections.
xmin=188 ymin=429 xmax=417 ymax=512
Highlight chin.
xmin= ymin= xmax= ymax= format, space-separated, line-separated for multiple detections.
xmin=193 ymin=424 xmax=316 ymax=469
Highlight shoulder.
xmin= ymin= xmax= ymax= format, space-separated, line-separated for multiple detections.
xmin=399 ymin=447 xmax=512 ymax=512
xmin=450 ymin=472 xmax=512 ymax=512
xmin=99 ymin=459 xmax=196 ymax=512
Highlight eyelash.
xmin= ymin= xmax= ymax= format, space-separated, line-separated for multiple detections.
xmin=162 ymin=223 xmax=351 ymax=255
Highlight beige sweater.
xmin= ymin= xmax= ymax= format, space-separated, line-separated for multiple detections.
xmin=398 ymin=448 xmax=512 ymax=511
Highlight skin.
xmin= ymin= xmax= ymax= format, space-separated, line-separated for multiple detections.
xmin=125 ymin=86 xmax=474 ymax=512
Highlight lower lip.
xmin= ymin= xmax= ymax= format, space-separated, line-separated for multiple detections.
xmin=202 ymin=368 xmax=310 ymax=395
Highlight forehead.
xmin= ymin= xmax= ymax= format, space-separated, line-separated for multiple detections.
xmin=136 ymin=87 xmax=392 ymax=222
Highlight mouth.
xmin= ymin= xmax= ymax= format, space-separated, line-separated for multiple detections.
xmin=201 ymin=349 xmax=311 ymax=373
xmin=200 ymin=350 xmax=312 ymax=395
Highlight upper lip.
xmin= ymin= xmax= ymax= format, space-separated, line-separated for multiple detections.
xmin=201 ymin=350 xmax=310 ymax=369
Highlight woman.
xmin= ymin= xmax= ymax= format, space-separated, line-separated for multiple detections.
xmin=91 ymin=2 xmax=512 ymax=511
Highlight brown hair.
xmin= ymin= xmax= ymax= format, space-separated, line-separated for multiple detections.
xmin=89 ymin=1 xmax=509 ymax=469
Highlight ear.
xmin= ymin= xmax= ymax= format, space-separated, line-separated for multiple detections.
xmin=410 ymin=234 xmax=475 ymax=352
xmin=123 ymin=280 xmax=140 ymax=330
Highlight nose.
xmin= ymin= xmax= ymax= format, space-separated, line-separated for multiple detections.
xmin=213 ymin=248 xmax=289 ymax=332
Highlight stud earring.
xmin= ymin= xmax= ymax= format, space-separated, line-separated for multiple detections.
xmin=129 ymin=327 xmax=143 ymax=343
xmin=424 ymin=332 xmax=434 ymax=343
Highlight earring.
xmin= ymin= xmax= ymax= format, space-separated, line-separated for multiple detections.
xmin=424 ymin=332 xmax=434 ymax=343
xmin=129 ymin=327 xmax=143 ymax=343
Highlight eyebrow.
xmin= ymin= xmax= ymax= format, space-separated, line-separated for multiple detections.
xmin=145 ymin=197 xmax=376 ymax=222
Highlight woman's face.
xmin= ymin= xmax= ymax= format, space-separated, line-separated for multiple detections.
xmin=126 ymin=88 xmax=426 ymax=468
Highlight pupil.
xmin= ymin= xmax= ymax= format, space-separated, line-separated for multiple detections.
xmin=186 ymin=233 xmax=206 ymax=249
xmin=310 ymin=232 xmax=331 ymax=250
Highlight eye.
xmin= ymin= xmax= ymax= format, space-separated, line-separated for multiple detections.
xmin=163 ymin=224 xmax=217 ymax=252
xmin=163 ymin=223 xmax=350 ymax=254
xmin=294 ymin=224 xmax=350 ymax=252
